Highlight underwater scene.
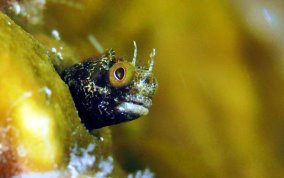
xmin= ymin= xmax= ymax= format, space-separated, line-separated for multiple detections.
xmin=0 ymin=0 xmax=284 ymax=177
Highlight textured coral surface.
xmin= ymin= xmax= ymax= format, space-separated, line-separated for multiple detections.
xmin=0 ymin=12 xmax=123 ymax=177
xmin=2 ymin=0 xmax=284 ymax=178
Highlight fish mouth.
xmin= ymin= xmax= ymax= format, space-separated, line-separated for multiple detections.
xmin=115 ymin=94 xmax=152 ymax=116
xmin=116 ymin=102 xmax=149 ymax=116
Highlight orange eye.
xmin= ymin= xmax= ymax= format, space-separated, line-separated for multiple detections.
xmin=109 ymin=62 xmax=135 ymax=88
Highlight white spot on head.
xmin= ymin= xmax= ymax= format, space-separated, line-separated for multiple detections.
xmin=97 ymin=86 xmax=111 ymax=95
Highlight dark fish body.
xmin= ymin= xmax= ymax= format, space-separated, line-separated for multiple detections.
xmin=61 ymin=49 xmax=157 ymax=130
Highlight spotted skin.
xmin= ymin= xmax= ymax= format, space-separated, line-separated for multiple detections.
xmin=61 ymin=49 xmax=157 ymax=130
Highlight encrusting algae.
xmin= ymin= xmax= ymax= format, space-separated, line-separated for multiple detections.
xmin=0 ymin=7 xmax=155 ymax=178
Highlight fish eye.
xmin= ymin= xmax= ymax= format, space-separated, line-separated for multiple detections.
xmin=109 ymin=62 xmax=135 ymax=88
xmin=114 ymin=67 xmax=125 ymax=80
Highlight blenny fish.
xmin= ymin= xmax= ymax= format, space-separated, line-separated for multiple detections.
xmin=61 ymin=42 xmax=157 ymax=130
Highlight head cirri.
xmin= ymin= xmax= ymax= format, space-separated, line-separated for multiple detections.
xmin=61 ymin=42 xmax=157 ymax=130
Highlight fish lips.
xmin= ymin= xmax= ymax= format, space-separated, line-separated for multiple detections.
xmin=115 ymin=94 xmax=152 ymax=117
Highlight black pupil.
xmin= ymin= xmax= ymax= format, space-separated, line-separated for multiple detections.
xmin=114 ymin=67 xmax=125 ymax=80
